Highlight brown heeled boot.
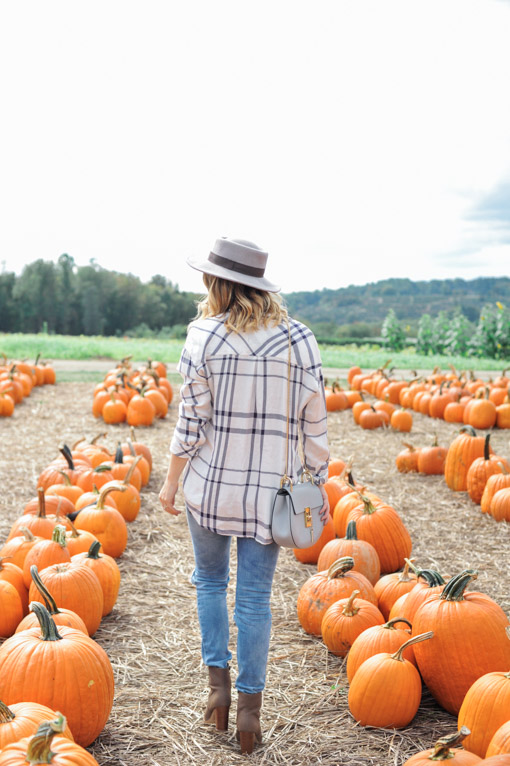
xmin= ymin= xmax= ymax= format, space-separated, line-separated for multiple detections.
xmin=236 ymin=691 xmax=262 ymax=754
xmin=204 ymin=666 xmax=231 ymax=731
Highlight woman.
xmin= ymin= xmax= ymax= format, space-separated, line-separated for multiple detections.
xmin=159 ymin=237 xmax=330 ymax=754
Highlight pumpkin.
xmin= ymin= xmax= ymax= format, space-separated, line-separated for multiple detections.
xmin=346 ymin=616 xmax=416 ymax=682
xmin=106 ymin=444 xmax=142 ymax=490
xmin=390 ymin=408 xmax=413 ymax=432
xmin=396 ymin=443 xmax=420 ymax=473
xmin=293 ymin=515 xmax=335 ymax=564
xmin=122 ymin=428 xmax=152 ymax=470
xmin=359 ymin=406 xmax=389 ymax=429
xmin=345 ymin=496 xmax=412 ymax=574
xmin=0 ymin=393 xmax=15 ymax=417
xmin=296 ymin=557 xmax=377 ymax=636
xmin=480 ymin=466 xmax=510 ymax=513
xmin=102 ymin=393 xmax=127 ymax=424
xmin=0 ymin=603 xmax=114 ymax=747
xmin=466 ymin=434 xmax=508 ymax=504
xmin=373 ymin=559 xmax=418 ymax=619
xmin=317 ymin=520 xmax=380 ymax=584
xmin=0 ymin=713 xmax=99 ymax=765
xmin=0 ymin=581 xmax=23 ymax=639
xmin=72 ymin=484 xmax=128 ymax=558
xmin=0 ymin=559 xmax=28 ymax=616
xmin=332 ymin=489 xmax=380 ymax=538
xmin=478 ymin=757 xmax=510 ymax=764
xmin=0 ymin=702 xmax=74 ymax=752
xmin=486 ymin=721 xmax=510 ymax=758
xmin=417 ymin=441 xmax=448 ymax=475
xmin=347 ymin=631 xmax=434 ymax=728
xmin=325 ymin=382 xmax=349 ymax=412
xmin=464 ymin=388 xmax=497 ymax=430
xmin=23 ymin=493 xmax=75 ymax=519
xmin=99 ymin=457 xmax=142 ymax=522
xmin=7 ymin=491 xmax=72 ymax=542
xmin=488 ymin=486 xmax=510 ymax=522
xmin=28 ymin=559 xmax=103 ymax=637
xmin=75 ymin=464 xmax=115 ymax=493
xmin=0 ymin=528 xmax=43 ymax=570
xmin=321 ymin=590 xmax=384 ymax=657
xmin=458 ymin=656 xmax=510 ymax=757
xmin=22 ymin=525 xmax=71 ymax=588
xmin=71 ymin=541 xmax=120 ymax=616
xmin=388 ymin=569 xmax=446 ymax=623
xmin=401 ymin=727 xmax=482 ymax=765
xmin=64 ymin=520 xmax=100 ymax=557
xmin=45 ymin=474 xmax=84 ymax=507
xmin=444 ymin=426 xmax=489 ymax=491
xmin=126 ymin=389 xmax=156 ymax=426
xmin=328 ymin=457 xmax=347 ymax=477
xmin=413 ymin=570 xmax=510 ymax=715
xmin=17 ymin=566 xmax=87 ymax=634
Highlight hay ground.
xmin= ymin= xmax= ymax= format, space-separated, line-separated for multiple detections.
xmin=0 ymin=381 xmax=509 ymax=766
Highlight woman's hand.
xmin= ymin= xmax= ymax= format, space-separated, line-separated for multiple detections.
xmin=319 ymin=485 xmax=330 ymax=524
xmin=158 ymin=479 xmax=182 ymax=516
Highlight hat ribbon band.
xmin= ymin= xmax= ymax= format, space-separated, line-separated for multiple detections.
xmin=208 ymin=252 xmax=265 ymax=278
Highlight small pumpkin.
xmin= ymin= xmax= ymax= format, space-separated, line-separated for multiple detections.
xmin=0 ymin=701 xmax=74 ymax=752
xmin=317 ymin=520 xmax=380 ymax=585
xmin=0 ymin=712 xmax=99 ymax=765
xmin=321 ymin=590 xmax=385 ymax=657
xmin=346 ymin=616 xmax=416 ymax=682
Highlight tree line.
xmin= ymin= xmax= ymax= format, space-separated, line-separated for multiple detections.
xmin=0 ymin=255 xmax=198 ymax=337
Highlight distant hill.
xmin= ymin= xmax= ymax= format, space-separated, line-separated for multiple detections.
xmin=284 ymin=276 xmax=510 ymax=328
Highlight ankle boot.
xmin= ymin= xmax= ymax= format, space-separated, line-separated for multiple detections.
xmin=236 ymin=691 xmax=262 ymax=754
xmin=204 ymin=666 xmax=231 ymax=731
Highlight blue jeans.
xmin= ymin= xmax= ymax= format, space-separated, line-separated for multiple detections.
xmin=187 ymin=510 xmax=280 ymax=694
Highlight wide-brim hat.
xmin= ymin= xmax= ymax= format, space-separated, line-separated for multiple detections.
xmin=187 ymin=237 xmax=281 ymax=293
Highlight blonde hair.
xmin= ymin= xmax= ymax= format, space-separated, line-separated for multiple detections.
xmin=195 ymin=274 xmax=287 ymax=333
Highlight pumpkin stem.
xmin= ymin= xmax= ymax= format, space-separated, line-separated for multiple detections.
xmin=30 ymin=565 xmax=60 ymax=615
xmin=87 ymin=540 xmax=102 ymax=559
xmin=428 ymin=727 xmax=471 ymax=760
xmin=115 ymin=443 xmax=124 ymax=464
xmin=459 ymin=425 xmax=477 ymax=437
xmin=19 ymin=527 xmax=35 ymax=542
xmin=123 ymin=454 xmax=142 ymax=486
xmin=399 ymin=559 xmax=415 ymax=582
xmin=383 ymin=617 xmax=413 ymax=631
xmin=342 ymin=589 xmax=360 ymax=616
xmin=25 ymin=713 xmax=68 ymax=764
xmin=327 ymin=557 xmax=355 ymax=579
xmin=96 ymin=482 xmax=127 ymax=509
xmin=30 ymin=602 xmax=63 ymax=641
xmin=344 ymin=520 xmax=358 ymax=540
xmin=483 ymin=432 xmax=491 ymax=461
xmin=51 ymin=525 xmax=68 ymax=548
xmin=37 ymin=487 xmax=47 ymax=518
xmin=417 ymin=569 xmax=445 ymax=587
xmin=126 ymin=438 xmax=137 ymax=457
xmin=440 ymin=570 xmax=478 ymax=602
xmin=0 ymin=700 xmax=15 ymax=723
xmin=57 ymin=470 xmax=73 ymax=487
xmin=58 ymin=444 xmax=75 ymax=471
xmin=91 ymin=432 xmax=107 ymax=446
xmin=391 ymin=630 xmax=434 ymax=662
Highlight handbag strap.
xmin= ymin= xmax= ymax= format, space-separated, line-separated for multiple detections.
xmin=281 ymin=316 xmax=313 ymax=488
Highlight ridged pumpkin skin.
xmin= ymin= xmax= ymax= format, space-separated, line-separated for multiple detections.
xmin=388 ymin=571 xmax=446 ymax=624
xmin=317 ymin=520 xmax=380 ymax=584
xmin=71 ymin=542 xmax=121 ymax=616
xmin=0 ymin=581 xmax=23 ymax=639
xmin=458 ymin=671 xmax=510 ymax=757
xmin=296 ymin=557 xmax=377 ymax=636
xmin=486 ymin=721 xmax=510 ymax=758
xmin=73 ymin=485 xmax=128 ymax=558
xmin=321 ymin=591 xmax=385 ymax=656
xmin=345 ymin=498 xmax=412 ymax=574
xmin=481 ymin=471 xmax=510 ymax=513
xmin=348 ymin=632 xmax=433 ymax=728
xmin=0 ymin=605 xmax=114 ymax=748
xmin=0 ymin=701 xmax=74 ymax=751
xmin=346 ymin=617 xmax=416 ymax=682
xmin=489 ymin=487 xmax=510 ymax=522
xmin=373 ymin=561 xmax=417 ymax=619
xmin=466 ymin=435 xmax=507 ymax=504
xmin=28 ymin=561 xmax=103 ymax=636
xmin=17 ymin=566 xmax=88 ymax=635
xmin=444 ymin=426 xmax=488 ymax=491
xmin=477 ymin=757 xmax=510 ymax=765
xmin=0 ymin=560 xmax=28 ymax=616
xmin=412 ymin=571 xmax=510 ymax=715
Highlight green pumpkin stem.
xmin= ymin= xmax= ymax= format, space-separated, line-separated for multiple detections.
xmin=440 ymin=570 xmax=478 ymax=601
xmin=0 ymin=700 xmax=15 ymax=723
xmin=417 ymin=569 xmax=445 ymax=587
xmin=345 ymin=521 xmax=358 ymax=540
xmin=30 ymin=602 xmax=63 ymax=641
xmin=459 ymin=425 xmax=477 ymax=437
xmin=391 ymin=630 xmax=434 ymax=662
xmin=51 ymin=525 xmax=68 ymax=548
xmin=484 ymin=433 xmax=491 ymax=461
xmin=428 ymin=727 xmax=471 ymax=760
xmin=25 ymin=713 xmax=68 ymax=764
xmin=115 ymin=443 xmax=124 ymax=464
xmin=30 ymin=566 xmax=60 ymax=615
xmin=87 ymin=540 xmax=102 ymax=559
xmin=327 ymin=557 xmax=355 ymax=579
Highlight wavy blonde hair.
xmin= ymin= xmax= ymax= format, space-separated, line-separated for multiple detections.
xmin=195 ymin=274 xmax=287 ymax=333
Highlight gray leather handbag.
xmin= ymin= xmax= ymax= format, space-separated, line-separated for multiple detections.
xmin=270 ymin=318 xmax=324 ymax=548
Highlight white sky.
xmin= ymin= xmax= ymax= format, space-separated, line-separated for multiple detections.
xmin=1 ymin=0 xmax=509 ymax=294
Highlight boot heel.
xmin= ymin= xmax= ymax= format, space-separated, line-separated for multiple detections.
xmin=239 ymin=730 xmax=255 ymax=755
xmin=214 ymin=705 xmax=229 ymax=731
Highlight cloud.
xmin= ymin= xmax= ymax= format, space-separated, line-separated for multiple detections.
xmin=466 ymin=180 xmax=510 ymax=241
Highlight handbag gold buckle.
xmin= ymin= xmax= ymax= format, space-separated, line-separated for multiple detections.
xmin=304 ymin=507 xmax=312 ymax=527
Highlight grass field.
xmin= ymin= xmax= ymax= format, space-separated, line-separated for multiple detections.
xmin=0 ymin=332 xmax=504 ymax=373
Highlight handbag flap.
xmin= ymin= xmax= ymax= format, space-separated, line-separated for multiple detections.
xmin=280 ymin=482 xmax=323 ymax=516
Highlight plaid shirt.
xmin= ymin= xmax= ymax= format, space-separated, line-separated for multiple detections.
xmin=170 ymin=315 xmax=329 ymax=544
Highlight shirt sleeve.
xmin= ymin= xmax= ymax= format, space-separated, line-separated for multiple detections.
xmin=299 ymin=368 xmax=330 ymax=484
xmin=170 ymin=345 xmax=212 ymax=459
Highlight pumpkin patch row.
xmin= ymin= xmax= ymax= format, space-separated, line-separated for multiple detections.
xmin=0 ymin=356 xmax=56 ymax=417
xmin=0 ymin=431 xmax=154 ymax=759
xmin=92 ymin=357 xmax=172 ymax=426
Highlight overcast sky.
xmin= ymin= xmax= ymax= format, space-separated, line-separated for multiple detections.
xmin=1 ymin=0 xmax=509 ymax=294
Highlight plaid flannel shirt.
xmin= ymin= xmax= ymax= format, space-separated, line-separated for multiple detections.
xmin=170 ymin=315 xmax=329 ymax=544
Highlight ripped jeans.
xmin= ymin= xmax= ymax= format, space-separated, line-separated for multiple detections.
xmin=187 ymin=510 xmax=280 ymax=694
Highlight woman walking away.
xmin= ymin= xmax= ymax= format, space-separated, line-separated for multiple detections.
xmin=159 ymin=237 xmax=330 ymax=754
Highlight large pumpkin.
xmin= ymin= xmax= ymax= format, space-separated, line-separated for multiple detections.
xmin=444 ymin=426 xmax=489 ymax=491
xmin=0 ymin=603 xmax=114 ymax=747
xmin=345 ymin=497 xmax=412 ymax=574
xmin=0 ymin=701 xmax=74 ymax=752
xmin=0 ymin=713 xmax=99 ymax=765
xmin=458 ymin=666 xmax=510 ymax=757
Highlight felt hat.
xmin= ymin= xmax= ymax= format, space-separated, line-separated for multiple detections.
xmin=187 ymin=237 xmax=280 ymax=293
